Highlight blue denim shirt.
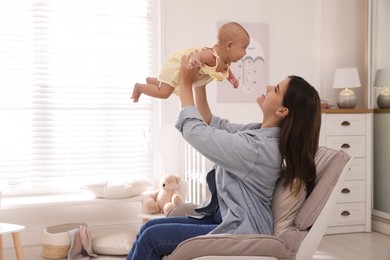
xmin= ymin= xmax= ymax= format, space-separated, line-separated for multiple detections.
xmin=175 ymin=106 xmax=281 ymax=235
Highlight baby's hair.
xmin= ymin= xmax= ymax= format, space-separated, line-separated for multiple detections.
xmin=218 ymin=22 xmax=249 ymax=44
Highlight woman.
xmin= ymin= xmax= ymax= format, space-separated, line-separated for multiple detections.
xmin=126 ymin=55 xmax=321 ymax=260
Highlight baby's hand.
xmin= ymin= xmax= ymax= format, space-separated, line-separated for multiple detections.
xmin=229 ymin=78 xmax=239 ymax=88
xmin=228 ymin=71 xmax=239 ymax=88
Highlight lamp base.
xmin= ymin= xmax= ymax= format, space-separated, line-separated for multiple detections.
xmin=337 ymin=88 xmax=357 ymax=109
xmin=377 ymin=88 xmax=390 ymax=109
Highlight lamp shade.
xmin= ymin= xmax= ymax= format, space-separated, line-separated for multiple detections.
xmin=373 ymin=69 xmax=390 ymax=108
xmin=333 ymin=67 xmax=361 ymax=89
xmin=373 ymin=69 xmax=390 ymax=88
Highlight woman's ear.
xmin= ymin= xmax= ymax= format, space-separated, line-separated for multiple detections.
xmin=276 ymin=107 xmax=289 ymax=118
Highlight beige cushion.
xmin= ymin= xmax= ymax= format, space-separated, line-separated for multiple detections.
xmin=163 ymin=234 xmax=294 ymax=260
xmin=295 ymin=147 xmax=350 ymax=230
xmin=272 ymin=177 xmax=306 ymax=237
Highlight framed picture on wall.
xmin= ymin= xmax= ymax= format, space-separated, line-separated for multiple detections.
xmin=216 ymin=22 xmax=269 ymax=103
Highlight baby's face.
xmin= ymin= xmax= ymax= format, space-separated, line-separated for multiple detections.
xmin=228 ymin=36 xmax=250 ymax=62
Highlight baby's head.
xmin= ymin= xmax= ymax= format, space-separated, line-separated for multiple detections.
xmin=217 ymin=22 xmax=250 ymax=62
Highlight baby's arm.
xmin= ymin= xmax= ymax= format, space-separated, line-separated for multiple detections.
xmin=187 ymin=48 xmax=215 ymax=69
xmin=228 ymin=68 xmax=239 ymax=88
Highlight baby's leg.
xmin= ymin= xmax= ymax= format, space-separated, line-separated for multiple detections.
xmin=131 ymin=81 xmax=174 ymax=102
xmin=146 ymin=77 xmax=160 ymax=85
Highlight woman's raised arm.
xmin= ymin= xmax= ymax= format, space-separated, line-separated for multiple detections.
xmin=194 ymin=85 xmax=212 ymax=125
xmin=179 ymin=53 xmax=212 ymax=125
xmin=179 ymin=54 xmax=197 ymax=108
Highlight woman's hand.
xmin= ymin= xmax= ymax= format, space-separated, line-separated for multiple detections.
xmin=187 ymin=50 xmax=203 ymax=69
xmin=180 ymin=53 xmax=204 ymax=86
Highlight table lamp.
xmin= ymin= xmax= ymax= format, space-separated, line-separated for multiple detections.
xmin=373 ymin=69 xmax=390 ymax=109
xmin=333 ymin=67 xmax=361 ymax=109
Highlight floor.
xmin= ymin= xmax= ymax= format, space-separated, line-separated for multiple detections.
xmin=3 ymin=232 xmax=390 ymax=260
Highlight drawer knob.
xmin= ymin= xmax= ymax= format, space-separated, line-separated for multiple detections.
xmin=341 ymin=188 xmax=350 ymax=194
xmin=341 ymin=143 xmax=351 ymax=149
xmin=341 ymin=211 xmax=350 ymax=216
xmin=341 ymin=121 xmax=351 ymax=126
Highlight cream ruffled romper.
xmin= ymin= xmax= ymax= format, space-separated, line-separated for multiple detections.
xmin=158 ymin=46 xmax=230 ymax=96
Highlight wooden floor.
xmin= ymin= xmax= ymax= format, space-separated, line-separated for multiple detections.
xmin=315 ymin=232 xmax=390 ymax=260
xmin=3 ymin=232 xmax=390 ymax=260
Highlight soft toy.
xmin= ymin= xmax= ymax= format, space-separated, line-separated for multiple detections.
xmin=142 ymin=174 xmax=183 ymax=215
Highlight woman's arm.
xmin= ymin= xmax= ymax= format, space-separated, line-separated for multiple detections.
xmin=177 ymin=54 xmax=261 ymax=176
xmin=179 ymin=54 xmax=208 ymax=108
xmin=180 ymin=54 xmax=212 ymax=124
xmin=179 ymin=55 xmax=197 ymax=108
xmin=194 ymin=86 xmax=212 ymax=125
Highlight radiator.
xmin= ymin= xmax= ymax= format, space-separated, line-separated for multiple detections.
xmin=184 ymin=141 xmax=208 ymax=205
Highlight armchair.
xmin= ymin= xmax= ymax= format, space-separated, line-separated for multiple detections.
xmin=164 ymin=147 xmax=352 ymax=260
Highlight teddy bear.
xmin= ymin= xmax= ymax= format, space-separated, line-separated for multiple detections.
xmin=142 ymin=174 xmax=183 ymax=215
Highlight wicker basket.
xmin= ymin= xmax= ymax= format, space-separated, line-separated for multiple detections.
xmin=42 ymin=223 xmax=82 ymax=259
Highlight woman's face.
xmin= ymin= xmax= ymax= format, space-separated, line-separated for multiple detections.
xmin=257 ymin=77 xmax=290 ymax=116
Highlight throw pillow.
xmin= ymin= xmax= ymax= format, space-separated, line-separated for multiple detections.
xmin=83 ymin=178 xmax=152 ymax=199
xmin=92 ymin=229 xmax=136 ymax=256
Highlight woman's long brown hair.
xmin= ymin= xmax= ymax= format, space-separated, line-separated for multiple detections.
xmin=279 ymin=75 xmax=321 ymax=197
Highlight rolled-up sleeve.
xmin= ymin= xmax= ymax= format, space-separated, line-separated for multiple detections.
xmin=175 ymin=106 xmax=259 ymax=178
xmin=175 ymin=106 xmax=204 ymax=133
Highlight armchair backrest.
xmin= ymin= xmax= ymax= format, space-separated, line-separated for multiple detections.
xmin=295 ymin=148 xmax=352 ymax=259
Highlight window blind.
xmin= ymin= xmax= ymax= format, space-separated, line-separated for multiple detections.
xmin=0 ymin=0 xmax=157 ymax=196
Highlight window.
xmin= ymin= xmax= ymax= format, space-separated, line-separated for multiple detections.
xmin=0 ymin=0 xmax=157 ymax=196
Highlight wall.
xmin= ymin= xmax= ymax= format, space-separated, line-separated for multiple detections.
xmin=320 ymin=0 xmax=368 ymax=108
xmin=158 ymin=0 xmax=368 ymax=175
xmin=2 ymin=0 xmax=368 ymax=249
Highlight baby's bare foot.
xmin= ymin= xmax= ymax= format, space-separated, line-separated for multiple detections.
xmin=131 ymin=84 xmax=141 ymax=102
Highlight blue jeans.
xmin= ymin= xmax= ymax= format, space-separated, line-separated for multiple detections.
xmin=126 ymin=216 xmax=218 ymax=260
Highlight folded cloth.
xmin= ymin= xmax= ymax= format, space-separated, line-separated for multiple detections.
xmin=68 ymin=225 xmax=97 ymax=260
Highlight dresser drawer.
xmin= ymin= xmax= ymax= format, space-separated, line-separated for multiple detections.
xmin=325 ymin=136 xmax=365 ymax=157
xmin=329 ymin=203 xmax=365 ymax=226
xmin=337 ymin=180 xmax=365 ymax=203
xmin=325 ymin=114 xmax=366 ymax=136
xmin=346 ymin=158 xmax=365 ymax=180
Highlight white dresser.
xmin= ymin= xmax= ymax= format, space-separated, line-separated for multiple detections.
xmin=320 ymin=109 xmax=372 ymax=234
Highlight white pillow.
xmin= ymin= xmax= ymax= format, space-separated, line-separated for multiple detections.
xmin=83 ymin=178 xmax=152 ymax=199
xmin=92 ymin=229 xmax=136 ymax=256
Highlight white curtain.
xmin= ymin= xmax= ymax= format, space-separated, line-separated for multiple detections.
xmin=0 ymin=0 xmax=157 ymax=196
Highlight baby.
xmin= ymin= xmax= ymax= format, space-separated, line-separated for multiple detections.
xmin=131 ymin=22 xmax=250 ymax=102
